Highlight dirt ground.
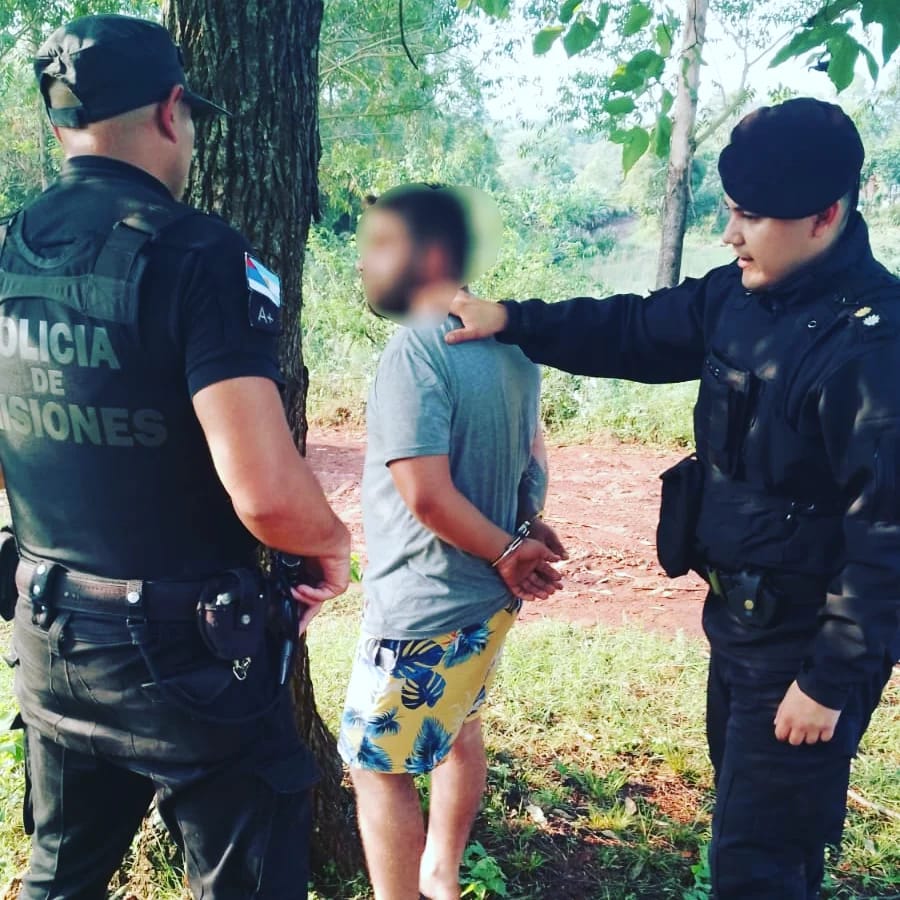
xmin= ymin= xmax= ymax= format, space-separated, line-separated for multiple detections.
xmin=307 ymin=427 xmax=707 ymax=638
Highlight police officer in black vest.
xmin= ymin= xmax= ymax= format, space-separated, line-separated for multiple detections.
xmin=448 ymin=98 xmax=900 ymax=899
xmin=0 ymin=14 xmax=351 ymax=899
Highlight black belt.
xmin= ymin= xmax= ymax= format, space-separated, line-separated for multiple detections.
xmin=16 ymin=558 xmax=205 ymax=621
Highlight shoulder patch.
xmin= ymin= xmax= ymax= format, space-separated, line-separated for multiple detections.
xmin=245 ymin=253 xmax=281 ymax=334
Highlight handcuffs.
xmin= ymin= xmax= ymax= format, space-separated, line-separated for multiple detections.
xmin=491 ymin=510 xmax=543 ymax=568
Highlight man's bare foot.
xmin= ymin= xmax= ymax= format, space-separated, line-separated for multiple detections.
xmin=419 ymin=857 xmax=460 ymax=900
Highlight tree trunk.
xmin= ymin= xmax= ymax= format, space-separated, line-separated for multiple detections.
xmin=655 ymin=0 xmax=709 ymax=289
xmin=163 ymin=0 xmax=363 ymax=880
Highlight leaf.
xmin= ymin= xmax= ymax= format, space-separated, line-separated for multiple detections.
xmin=563 ymin=15 xmax=600 ymax=57
xmin=863 ymin=0 xmax=900 ymax=62
xmin=366 ymin=707 xmax=401 ymax=737
xmin=660 ymin=87 xmax=675 ymax=115
xmin=609 ymin=128 xmax=630 ymax=144
xmin=609 ymin=65 xmax=644 ymax=93
xmin=393 ymin=638 xmax=444 ymax=678
xmin=859 ymin=44 xmax=879 ymax=81
xmin=826 ymin=32 xmax=860 ymax=91
xmin=401 ymin=670 xmax=447 ymax=709
xmin=653 ymin=114 xmax=672 ymax=158
xmin=443 ymin=623 xmax=491 ymax=667
xmin=604 ymin=96 xmax=637 ymax=116
xmin=355 ymin=736 xmax=393 ymax=772
xmin=471 ymin=0 xmax=510 ymax=17
xmin=629 ymin=49 xmax=666 ymax=80
xmin=533 ymin=25 xmax=564 ymax=55
xmin=559 ymin=0 xmax=581 ymax=24
xmin=404 ymin=717 xmax=452 ymax=774
xmin=596 ymin=2 xmax=611 ymax=31
xmin=655 ymin=23 xmax=673 ymax=57
xmin=770 ymin=22 xmax=850 ymax=69
xmin=622 ymin=127 xmax=650 ymax=175
xmin=622 ymin=2 xmax=652 ymax=37
xmin=341 ymin=707 xmax=368 ymax=729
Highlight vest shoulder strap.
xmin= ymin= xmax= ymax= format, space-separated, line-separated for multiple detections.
xmin=0 ymin=204 xmax=200 ymax=325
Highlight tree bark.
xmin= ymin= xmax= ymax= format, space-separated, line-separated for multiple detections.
xmin=655 ymin=0 xmax=709 ymax=289
xmin=163 ymin=0 xmax=363 ymax=880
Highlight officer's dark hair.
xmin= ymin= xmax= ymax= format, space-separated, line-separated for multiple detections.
xmin=372 ymin=184 xmax=470 ymax=281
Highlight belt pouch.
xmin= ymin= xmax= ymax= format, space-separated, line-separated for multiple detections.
xmin=196 ymin=568 xmax=267 ymax=662
xmin=0 ymin=529 xmax=19 ymax=621
xmin=657 ymin=454 xmax=704 ymax=578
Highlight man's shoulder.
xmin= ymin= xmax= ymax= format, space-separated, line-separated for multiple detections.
xmin=155 ymin=206 xmax=252 ymax=258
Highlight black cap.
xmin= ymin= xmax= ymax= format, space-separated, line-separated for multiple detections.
xmin=718 ymin=98 xmax=864 ymax=219
xmin=34 ymin=14 xmax=229 ymax=128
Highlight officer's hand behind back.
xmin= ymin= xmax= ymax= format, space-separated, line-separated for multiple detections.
xmin=291 ymin=541 xmax=351 ymax=606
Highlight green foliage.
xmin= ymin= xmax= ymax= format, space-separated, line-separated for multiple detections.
xmin=318 ymin=0 xmax=495 ymax=229
xmin=770 ymin=0 xmax=900 ymax=91
xmin=621 ymin=125 xmax=650 ymax=174
xmin=562 ymin=11 xmax=602 ymax=56
xmin=463 ymin=0 xmax=510 ymax=17
xmin=460 ymin=842 xmax=509 ymax=898
xmin=683 ymin=845 xmax=713 ymax=899
xmin=533 ymin=24 xmax=564 ymax=53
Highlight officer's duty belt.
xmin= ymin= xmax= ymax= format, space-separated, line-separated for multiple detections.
xmin=707 ymin=566 xmax=826 ymax=628
xmin=16 ymin=558 xmax=203 ymax=621
xmin=707 ymin=567 xmax=827 ymax=602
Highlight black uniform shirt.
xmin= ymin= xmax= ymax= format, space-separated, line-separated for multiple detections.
xmin=0 ymin=156 xmax=281 ymax=579
xmin=497 ymin=213 xmax=900 ymax=709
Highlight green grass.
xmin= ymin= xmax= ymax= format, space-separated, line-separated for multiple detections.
xmin=2 ymin=598 xmax=898 ymax=899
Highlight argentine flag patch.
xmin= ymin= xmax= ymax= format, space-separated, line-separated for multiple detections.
xmin=245 ymin=253 xmax=282 ymax=333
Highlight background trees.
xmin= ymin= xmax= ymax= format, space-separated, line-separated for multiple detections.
xmin=0 ymin=0 xmax=898 ymax=892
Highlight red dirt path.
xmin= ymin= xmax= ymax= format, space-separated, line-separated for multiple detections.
xmin=307 ymin=428 xmax=707 ymax=637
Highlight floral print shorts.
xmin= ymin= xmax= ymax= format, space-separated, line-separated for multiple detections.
xmin=338 ymin=599 xmax=520 ymax=775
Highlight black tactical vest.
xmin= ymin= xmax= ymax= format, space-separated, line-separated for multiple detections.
xmin=0 ymin=180 xmax=247 ymax=578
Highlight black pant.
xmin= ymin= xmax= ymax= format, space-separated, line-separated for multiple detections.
xmin=10 ymin=589 xmax=318 ymax=899
xmin=705 ymin=627 xmax=894 ymax=899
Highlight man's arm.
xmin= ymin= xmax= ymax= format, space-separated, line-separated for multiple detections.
xmin=388 ymin=454 xmax=562 ymax=602
xmin=517 ymin=427 xmax=567 ymax=559
xmin=193 ymin=376 xmax=350 ymax=603
xmin=777 ymin=341 xmax=900 ymax=743
xmin=447 ymin=268 xmax=729 ymax=383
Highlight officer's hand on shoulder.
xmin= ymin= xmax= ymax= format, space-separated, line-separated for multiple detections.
xmin=446 ymin=289 xmax=508 ymax=344
xmin=774 ymin=680 xmax=842 ymax=745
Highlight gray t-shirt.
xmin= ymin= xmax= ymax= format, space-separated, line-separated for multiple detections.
xmin=362 ymin=315 xmax=541 ymax=639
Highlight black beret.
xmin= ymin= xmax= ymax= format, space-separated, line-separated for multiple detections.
xmin=717 ymin=98 xmax=864 ymax=219
xmin=34 ymin=14 xmax=228 ymax=128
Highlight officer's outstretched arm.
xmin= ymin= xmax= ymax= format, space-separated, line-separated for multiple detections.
xmin=193 ymin=375 xmax=350 ymax=598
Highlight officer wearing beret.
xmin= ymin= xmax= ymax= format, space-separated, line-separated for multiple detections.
xmin=1 ymin=14 xmax=350 ymax=899
xmin=449 ymin=98 xmax=900 ymax=899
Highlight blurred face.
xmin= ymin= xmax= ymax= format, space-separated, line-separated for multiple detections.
xmin=721 ymin=195 xmax=830 ymax=291
xmin=356 ymin=208 xmax=418 ymax=316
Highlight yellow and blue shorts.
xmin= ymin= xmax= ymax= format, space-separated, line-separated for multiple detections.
xmin=339 ymin=599 xmax=520 ymax=775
